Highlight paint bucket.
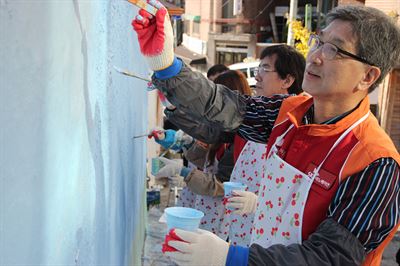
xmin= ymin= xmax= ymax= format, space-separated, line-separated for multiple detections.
xmin=146 ymin=189 xmax=160 ymax=210
xmin=164 ymin=207 xmax=204 ymax=231
xmin=151 ymin=157 xmax=165 ymax=176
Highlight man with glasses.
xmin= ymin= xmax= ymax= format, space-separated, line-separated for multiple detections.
xmin=132 ymin=3 xmax=399 ymax=266
xmin=160 ymin=44 xmax=306 ymax=248
xmin=254 ymin=45 xmax=305 ymax=97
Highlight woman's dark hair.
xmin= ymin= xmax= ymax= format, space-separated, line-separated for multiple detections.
xmin=214 ymin=70 xmax=252 ymax=96
xmin=206 ymin=64 xmax=229 ymax=79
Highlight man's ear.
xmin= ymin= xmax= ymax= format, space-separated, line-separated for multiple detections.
xmin=357 ymin=66 xmax=381 ymax=92
xmin=281 ymin=75 xmax=295 ymax=90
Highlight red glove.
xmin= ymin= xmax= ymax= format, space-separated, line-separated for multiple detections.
xmin=131 ymin=1 xmax=174 ymax=71
xmin=162 ymin=229 xmax=185 ymax=253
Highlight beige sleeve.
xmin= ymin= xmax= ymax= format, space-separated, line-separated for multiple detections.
xmin=185 ymin=169 xmax=225 ymax=197
xmin=183 ymin=142 xmax=209 ymax=169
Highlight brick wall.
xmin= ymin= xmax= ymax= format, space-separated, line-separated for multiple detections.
xmin=387 ymin=68 xmax=400 ymax=150
xmin=338 ymin=0 xmax=365 ymax=5
xmin=365 ymin=0 xmax=399 ymax=13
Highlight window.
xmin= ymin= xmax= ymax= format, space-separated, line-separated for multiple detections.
xmin=193 ymin=21 xmax=200 ymax=35
xmin=249 ymin=67 xmax=257 ymax=78
xmin=184 ymin=20 xmax=190 ymax=35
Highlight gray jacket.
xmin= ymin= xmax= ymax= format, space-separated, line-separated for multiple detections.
xmin=153 ymin=65 xmax=247 ymax=132
xmin=165 ymin=107 xmax=235 ymax=144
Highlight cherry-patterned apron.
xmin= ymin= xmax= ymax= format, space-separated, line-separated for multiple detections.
xmin=251 ymin=113 xmax=370 ymax=247
xmin=225 ymin=141 xmax=268 ymax=246
xmin=177 ymin=187 xmax=196 ymax=208
xmin=194 ymin=161 xmax=230 ymax=240
xmin=177 ymin=162 xmax=197 ymax=208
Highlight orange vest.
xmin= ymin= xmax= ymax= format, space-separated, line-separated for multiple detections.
xmin=269 ymin=95 xmax=399 ymax=266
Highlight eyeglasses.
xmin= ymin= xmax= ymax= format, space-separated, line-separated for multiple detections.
xmin=308 ymin=34 xmax=374 ymax=66
xmin=254 ymin=66 xmax=277 ymax=76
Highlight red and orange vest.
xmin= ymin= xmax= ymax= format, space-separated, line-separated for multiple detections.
xmin=267 ymin=95 xmax=399 ymax=266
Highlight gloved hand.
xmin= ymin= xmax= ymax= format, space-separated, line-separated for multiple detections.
xmin=174 ymin=130 xmax=194 ymax=149
xmin=153 ymin=129 xmax=193 ymax=151
xmin=131 ymin=0 xmax=174 ymax=71
xmin=155 ymin=157 xmax=182 ymax=178
xmin=168 ymin=175 xmax=186 ymax=188
xmin=148 ymin=126 xmax=165 ymax=139
xmin=165 ymin=228 xmax=229 ymax=266
xmin=153 ymin=129 xmax=176 ymax=150
xmin=226 ymin=190 xmax=258 ymax=215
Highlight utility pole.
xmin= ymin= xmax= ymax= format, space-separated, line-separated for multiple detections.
xmin=286 ymin=0 xmax=298 ymax=46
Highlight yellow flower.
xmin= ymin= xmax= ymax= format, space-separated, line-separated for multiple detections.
xmin=290 ymin=20 xmax=313 ymax=58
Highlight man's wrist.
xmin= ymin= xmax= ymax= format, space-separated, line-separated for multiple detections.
xmin=180 ymin=167 xmax=192 ymax=178
xmin=154 ymin=57 xmax=182 ymax=80
xmin=226 ymin=245 xmax=249 ymax=266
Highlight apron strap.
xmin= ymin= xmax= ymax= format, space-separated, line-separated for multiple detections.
xmin=267 ymin=123 xmax=295 ymax=158
xmin=314 ymin=112 xmax=370 ymax=174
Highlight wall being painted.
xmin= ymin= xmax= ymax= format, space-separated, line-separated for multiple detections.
xmin=1 ymin=0 xmax=149 ymax=265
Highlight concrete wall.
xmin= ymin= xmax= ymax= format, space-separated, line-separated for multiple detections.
xmin=0 ymin=0 xmax=148 ymax=265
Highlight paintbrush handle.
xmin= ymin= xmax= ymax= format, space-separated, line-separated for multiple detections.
xmin=126 ymin=0 xmax=158 ymax=16
xmin=113 ymin=66 xmax=151 ymax=82
xmin=132 ymin=133 xmax=149 ymax=138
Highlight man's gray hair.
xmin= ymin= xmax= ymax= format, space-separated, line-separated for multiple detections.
xmin=326 ymin=5 xmax=400 ymax=92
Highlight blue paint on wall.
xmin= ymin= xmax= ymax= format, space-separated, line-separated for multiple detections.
xmin=0 ymin=0 xmax=148 ymax=265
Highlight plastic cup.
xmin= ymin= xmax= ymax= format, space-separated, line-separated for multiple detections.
xmin=151 ymin=157 xmax=165 ymax=175
xmin=223 ymin=181 xmax=247 ymax=197
xmin=224 ymin=182 xmax=247 ymax=211
xmin=164 ymin=207 xmax=204 ymax=231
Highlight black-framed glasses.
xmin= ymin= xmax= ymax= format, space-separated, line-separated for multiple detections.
xmin=254 ymin=66 xmax=277 ymax=76
xmin=308 ymin=34 xmax=374 ymax=66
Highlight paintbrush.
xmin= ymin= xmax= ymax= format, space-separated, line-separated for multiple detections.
xmin=113 ymin=65 xmax=151 ymax=82
xmin=125 ymin=0 xmax=158 ymax=16
xmin=132 ymin=133 xmax=150 ymax=139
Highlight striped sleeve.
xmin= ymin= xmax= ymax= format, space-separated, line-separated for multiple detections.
xmin=328 ymin=157 xmax=400 ymax=252
xmin=237 ymin=94 xmax=289 ymax=143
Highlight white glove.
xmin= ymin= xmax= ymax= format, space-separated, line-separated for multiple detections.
xmin=166 ymin=228 xmax=229 ymax=266
xmin=169 ymin=175 xmax=186 ymax=187
xmin=155 ymin=157 xmax=182 ymax=179
xmin=226 ymin=190 xmax=258 ymax=215
xmin=174 ymin=130 xmax=194 ymax=149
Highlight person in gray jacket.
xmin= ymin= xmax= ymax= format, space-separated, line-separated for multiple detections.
xmin=154 ymin=70 xmax=253 ymax=196
xmin=154 ymin=70 xmax=252 ymax=238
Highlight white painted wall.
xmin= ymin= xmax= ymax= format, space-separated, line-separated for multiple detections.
xmin=0 ymin=0 xmax=149 ymax=265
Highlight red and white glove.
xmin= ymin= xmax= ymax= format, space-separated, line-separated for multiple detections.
xmin=226 ymin=190 xmax=258 ymax=215
xmin=131 ymin=0 xmax=174 ymax=71
xmin=165 ymin=228 xmax=229 ymax=266
xmin=148 ymin=126 xmax=165 ymax=139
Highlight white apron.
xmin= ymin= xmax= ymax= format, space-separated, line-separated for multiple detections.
xmin=251 ymin=113 xmax=369 ymax=247
xmin=177 ymin=187 xmax=196 ymax=208
xmin=225 ymin=141 xmax=268 ymax=246
xmin=177 ymin=162 xmax=197 ymax=208
xmin=194 ymin=161 xmax=230 ymax=239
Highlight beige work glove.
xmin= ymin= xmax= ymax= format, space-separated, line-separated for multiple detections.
xmin=226 ymin=190 xmax=258 ymax=215
xmin=155 ymin=157 xmax=183 ymax=178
